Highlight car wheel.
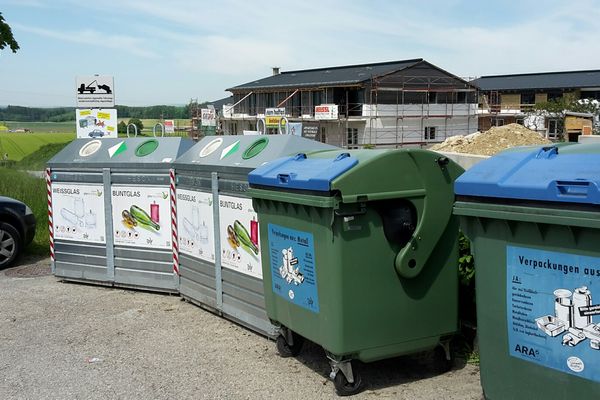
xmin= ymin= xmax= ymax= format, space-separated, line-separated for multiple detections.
xmin=0 ymin=222 xmax=21 ymax=269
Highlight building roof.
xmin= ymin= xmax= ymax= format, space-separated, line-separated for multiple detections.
xmin=228 ymin=59 xmax=424 ymax=91
xmin=472 ymin=70 xmax=600 ymax=91
xmin=208 ymin=95 xmax=233 ymax=110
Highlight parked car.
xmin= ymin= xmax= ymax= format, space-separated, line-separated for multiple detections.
xmin=0 ymin=196 xmax=36 ymax=268
xmin=88 ymin=129 xmax=105 ymax=138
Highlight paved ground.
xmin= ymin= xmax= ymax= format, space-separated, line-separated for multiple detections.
xmin=0 ymin=257 xmax=483 ymax=399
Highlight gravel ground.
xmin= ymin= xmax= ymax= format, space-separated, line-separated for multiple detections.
xmin=0 ymin=257 xmax=483 ymax=399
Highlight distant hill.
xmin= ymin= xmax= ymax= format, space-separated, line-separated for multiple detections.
xmin=0 ymin=104 xmax=203 ymax=122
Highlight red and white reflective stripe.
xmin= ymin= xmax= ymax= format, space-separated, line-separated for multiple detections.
xmin=46 ymin=168 xmax=54 ymax=262
xmin=170 ymin=169 xmax=179 ymax=275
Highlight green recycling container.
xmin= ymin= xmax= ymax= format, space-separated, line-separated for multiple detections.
xmin=454 ymin=144 xmax=600 ymax=399
xmin=248 ymin=149 xmax=464 ymax=395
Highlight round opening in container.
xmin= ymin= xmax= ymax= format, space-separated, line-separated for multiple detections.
xmin=78 ymin=140 xmax=102 ymax=157
xmin=242 ymin=137 xmax=269 ymax=159
xmin=135 ymin=139 xmax=159 ymax=157
xmin=199 ymin=138 xmax=223 ymax=158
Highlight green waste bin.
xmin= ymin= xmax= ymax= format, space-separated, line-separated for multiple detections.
xmin=249 ymin=149 xmax=464 ymax=395
xmin=454 ymin=144 xmax=600 ymax=399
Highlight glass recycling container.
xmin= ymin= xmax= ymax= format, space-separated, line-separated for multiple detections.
xmin=248 ymin=148 xmax=464 ymax=395
xmin=47 ymin=137 xmax=193 ymax=292
xmin=173 ymin=135 xmax=336 ymax=337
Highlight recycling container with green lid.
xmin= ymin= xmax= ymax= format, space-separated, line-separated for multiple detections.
xmin=454 ymin=144 xmax=600 ymax=399
xmin=47 ymin=137 xmax=193 ymax=292
xmin=173 ymin=135 xmax=336 ymax=337
xmin=248 ymin=149 xmax=464 ymax=395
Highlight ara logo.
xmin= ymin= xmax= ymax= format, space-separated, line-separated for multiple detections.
xmin=514 ymin=344 xmax=539 ymax=357
xmin=220 ymin=140 xmax=240 ymax=160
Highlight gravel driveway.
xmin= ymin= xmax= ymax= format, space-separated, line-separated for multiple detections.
xmin=0 ymin=257 xmax=483 ymax=399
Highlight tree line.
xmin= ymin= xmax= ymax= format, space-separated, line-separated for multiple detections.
xmin=0 ymin=104 xmax=201 ymax=122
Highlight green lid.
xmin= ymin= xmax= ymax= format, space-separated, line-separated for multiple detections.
xmin=242 ymin=137 xmax=269 ymax=159
xmin=135 ymin=139 xmax=159 ymax=157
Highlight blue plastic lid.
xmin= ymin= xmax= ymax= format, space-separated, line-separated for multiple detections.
xmin=248 ymin=152 xmax=358 ymax=191
xmin=455 ymin=144 xmax=600 ymax=204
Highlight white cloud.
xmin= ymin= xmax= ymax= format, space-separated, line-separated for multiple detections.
xmin=12 ymin=23 xmax=160 ymax=59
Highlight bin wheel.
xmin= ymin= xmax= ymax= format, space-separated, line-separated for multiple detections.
xmin=433 ymin=343 xmax=453 ymax=373
xmin=276 ymin=333 xmax=303 ymax=358
xmin=333 ymin=368 xmax=364 ymax=397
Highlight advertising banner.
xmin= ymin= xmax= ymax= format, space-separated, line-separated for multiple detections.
xmin=265 ymin=107 xmax=286 ymax=116
xmin=111 ymin=185 xmax=171 ymax=249
xmin=218 ymin=195 xmax=261 ymax=279
xmin=314 ymin=104 xmax=338 ymax=120
xmin=164 ymin=120 xmax=175 ymax=134
xmin=201 ymin=108 xmax=216 ymax=127
xmin=507 ymin=245 xmax=600 ymax=383
xmin=177 ymin=189 xmax=215 ymax=262
xmin=76 ymin=109 xmax=118 ymax=139
xmin=52 ymin=183 xmax=106 ymax=244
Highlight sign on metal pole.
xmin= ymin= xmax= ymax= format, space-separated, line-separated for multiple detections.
xmin=164 ymin=120 xmax=175 ymax=134
xmin=76 ymin=76 xmax=115 ymax=108
xmin=314 ymin=104 xmax=338 ymax=120
xmin=201 ymin=108 xmax=216 ymax=127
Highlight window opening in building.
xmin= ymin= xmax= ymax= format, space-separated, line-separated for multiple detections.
xmin=548 ymin=119 xmax=559 ymax=137
xmin=521 ymin=92 xmax=535 ymax=105
xmin=424 ymin=126 xmax=436 ymax=141
xmin=516 ymin=118 xmax=524 ymax=126
xmin=492 ymin=118 xmax=505 ymax=127
xmin=347 ymin=128 xmax=358 ymax=149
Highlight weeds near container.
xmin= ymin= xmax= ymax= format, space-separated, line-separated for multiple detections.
xmin=0 ymin=167 xmax=48 ymax=255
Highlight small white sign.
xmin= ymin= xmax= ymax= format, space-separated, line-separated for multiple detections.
xmin=201 ymin=108 xmax=216 ymax=127
xmin=266 ymin=107 xmax=286 ymax=116
xmin=76 ymin=76 xmax=115 ymax=108
xmin=314 ymin=104 xmax=338 ymax=120
xmin=76 ymin=109 xmax=118 ymax=139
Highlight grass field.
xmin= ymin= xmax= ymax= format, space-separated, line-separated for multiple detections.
xmin=3 ymin=121 xmax=76 ymax=133
xmin=0 ymin=132 xmax=75 ymax=161
xmin=0 ymin=168 xmax=48 ymax=255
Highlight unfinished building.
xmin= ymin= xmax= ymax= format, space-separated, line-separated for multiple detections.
xmin=221 ymin=58 xmax=478 ymax=148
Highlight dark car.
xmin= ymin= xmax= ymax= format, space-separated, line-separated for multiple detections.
xmin=0 ymin=196 xmax=36 ymax=268
xmin=88 ymin=129 xmax=105 ymax=138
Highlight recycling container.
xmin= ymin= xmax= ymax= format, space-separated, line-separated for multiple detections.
xmin=454 ymin=144 xmax=600 ymax=399
xmin=173 ymin=135 xmax=336 ymax=337
xmin=48 ymin=137 xmax=193 ymax=292
xmin=248 ymin=149 xmax=463 ymax=395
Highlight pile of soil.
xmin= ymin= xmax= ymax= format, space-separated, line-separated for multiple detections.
xmin=431 ymin=123 xmax=551 ymax=156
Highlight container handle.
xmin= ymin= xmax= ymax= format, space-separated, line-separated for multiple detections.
xmin=335 ymin=153 xmax=351 ymax=161
xmin=278 ymin=174 xmax=291 ymax=184
xmin=294 ymin=153 xmax=307 ymax=161
xmin=536 ymin=146 xmax=559 ymax=159
xmin=555 ymin=180 xmax=590 ymax=198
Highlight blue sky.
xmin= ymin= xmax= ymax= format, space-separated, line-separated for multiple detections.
xmin=1 ymin=0 xmax=600 ymax=107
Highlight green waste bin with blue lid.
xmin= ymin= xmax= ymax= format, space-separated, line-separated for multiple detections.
xmin=454 ymin=143 xmax=600 ymax=399
xmin=248 ymin=149 xmax=464 ymax=396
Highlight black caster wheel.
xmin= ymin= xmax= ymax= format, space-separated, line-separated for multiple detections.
xmin=433 ymin=344 xmax=453 ymax=374
xmin=276 ymin=332 xmax=303 ymax=358
xmin=333 ymin=368 xmax=364 ymax=397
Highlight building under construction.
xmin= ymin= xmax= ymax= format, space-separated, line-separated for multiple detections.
xmin=221 ymin=58 xmax=478 ymax=148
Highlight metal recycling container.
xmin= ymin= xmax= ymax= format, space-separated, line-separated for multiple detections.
xmin=248 ymin=149 xmax=463 ymax=395
xmin=173 ymin=135 xmax=336 ymax=337
xmin=454 ymin=144 xmax=600 ymax=399
xmin=47 ymin=137 xmax=193 ymax=292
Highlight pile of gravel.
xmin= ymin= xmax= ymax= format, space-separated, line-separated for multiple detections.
xmin=431 ymin=123 xmax=551 ymax=156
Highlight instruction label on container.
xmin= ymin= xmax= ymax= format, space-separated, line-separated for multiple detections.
xmin=218 ymin=195 xmax=262 ymax=279
xmin=176 ymin=189 xmax=214 ymax=262
xmin=52 ymin=183 xmax=106 ymax=244
xmin=111 ymin=185 xmax=171 ymax=249
xmin=507 ymin=245 xmax=600 ymax=383
xmin=268 ymin=224 xmax=319 ymax=313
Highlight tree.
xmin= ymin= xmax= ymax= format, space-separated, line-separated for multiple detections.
xmin=117 ymin=121 xmax=127 ymax=134
xmin=527 ymin=94 xmax=600 ymax=139
xmin=0 ymin=12 xmax=19 ymax=53
xmin=128 ymin=118 xmax=144 ymax=133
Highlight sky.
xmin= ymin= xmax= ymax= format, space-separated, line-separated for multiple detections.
xmin=2 ymin=0 xmax=600 ymax=107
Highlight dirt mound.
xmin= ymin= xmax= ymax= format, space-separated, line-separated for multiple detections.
xmin=431 ymin=123 xmax=551 ymax=156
